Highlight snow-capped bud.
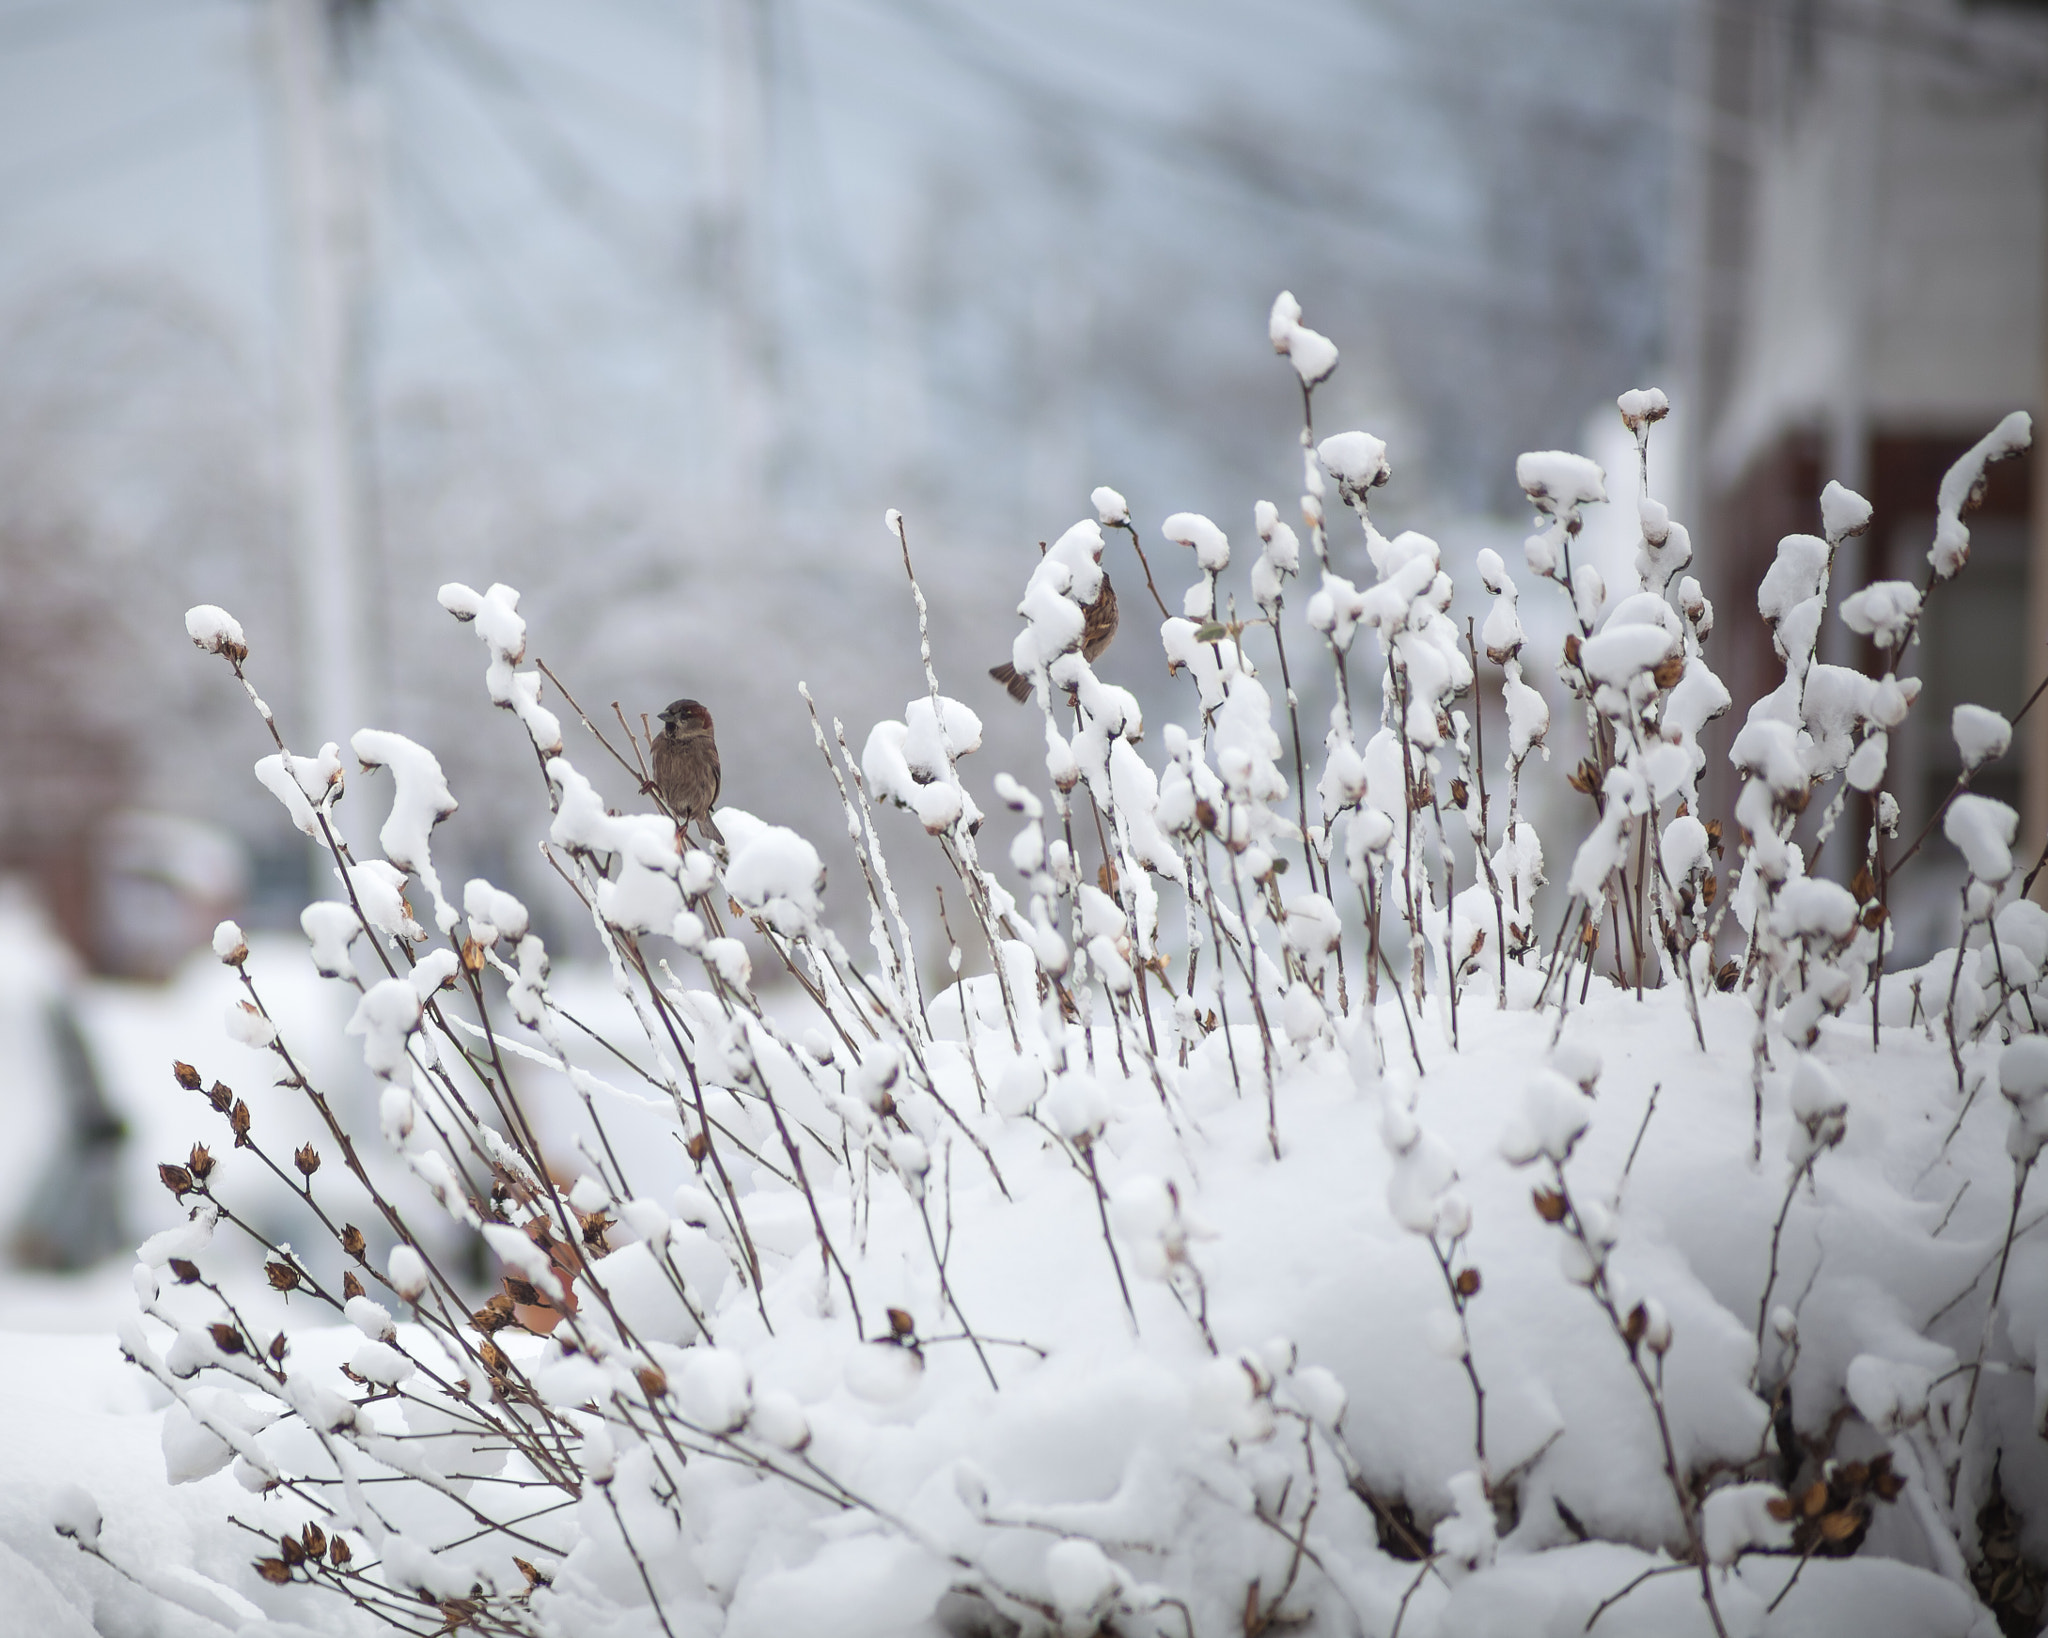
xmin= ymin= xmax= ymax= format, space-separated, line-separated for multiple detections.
xmin=212 ymin=920 xmax=249 ymax=967
xmin=185 ymin=604 xmax=247 ymax=661
xmin=388 ymin=1244 xmax=430 ymax=1301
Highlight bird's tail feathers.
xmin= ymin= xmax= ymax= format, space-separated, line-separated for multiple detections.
xmin=989 ymin=662 xmax=1032 ymax=704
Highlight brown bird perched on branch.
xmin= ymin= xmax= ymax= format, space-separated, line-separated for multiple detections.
xmin=653 ymin=698 xmax=725 ymax=846
xmin=990 ymin=570 xmax=1117 ymax=703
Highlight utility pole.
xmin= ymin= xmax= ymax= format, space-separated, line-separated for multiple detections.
xmin=702 ymin=0 xmax=773 ymax=523
xmin=270 ymin=0 xmax=373 ymax=766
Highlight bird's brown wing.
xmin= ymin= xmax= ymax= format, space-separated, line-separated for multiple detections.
xmin=652 ymin=733 xmax=681 ymax=816
xmin=1082 ymin=571 xmax=1118 ymax=661
xmin=989 ymin=662 xmax=1033 ymax=703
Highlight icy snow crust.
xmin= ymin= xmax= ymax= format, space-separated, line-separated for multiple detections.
xmin=54 ymin=314 xmax=2044 ymax=1637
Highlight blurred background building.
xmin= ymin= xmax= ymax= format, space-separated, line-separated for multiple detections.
xmin=1683 ymin=0 xmax=2048 ymax=947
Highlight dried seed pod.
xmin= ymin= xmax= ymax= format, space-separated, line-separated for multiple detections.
xmin=294 ymin=1144 xmax=321 ymax=1178
xmin=280 ymin=1535 xmax=306 ymax=1566
xmin=207 ymin=1081 xmax=234 ymax=1114
xmin=265 ymin=1261 xmax=301 ymax=1293
xmin=300 ymin=1524 xmax=325 ymax=1559
xmin=168 ymin=1257 xmax=202 ymax=1285
xmin=341 ymin=1225 xmax=366 ymax=1260
xmin=1454 ymin=1267 xmax=1481 ymax=1299
xmin=635 ymin=1365 xmax=668 ymax=1399
xmin=173 ymin=1061 xmax=202 ymax=1091
xmin=342 ymin=1272 xmax=365 ymax=1301
xmin=1532 ymin=1188 xmax=1568 ymax=1223
xmin=329 ymin=1536 xmax=352 ymax=1567
xmin=255 ymin=1557 xmax=291 ymax=1585
xmin=230 ymin=1101 xmax=252 ymax=1148
xmin=269 ymin=1333 xmax=288 ymax=1363
xmin=209 ymin=1323 xmax=245 ymax=1355
xmin=887 ymin=1308 xmax=916 ymax=1338
xmin=187 ymin=1144 xmax=214 ymax=1181
xmin=159 ymin=1164 xmax=194 ymax=1198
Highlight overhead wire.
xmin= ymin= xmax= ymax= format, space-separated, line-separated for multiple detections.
xmin=0 ymin=0 xmax=226 ymax=56
xmin=837 ymin=0 xmax=1492 ymax=285
xmin=397 ymin=0 xmax=687 ymax=292
xmin=0 ymin=91 xmax=241 ymax=221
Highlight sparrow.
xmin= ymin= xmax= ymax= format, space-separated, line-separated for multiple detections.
xmin=990 ymin=570 xmax=1118 ymax=703
xmin=653 ymin=698 xmax=725 ymax=845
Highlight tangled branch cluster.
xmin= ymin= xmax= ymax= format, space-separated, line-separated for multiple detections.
xmin=59 ymin=296 xmax=2048 ymax=1638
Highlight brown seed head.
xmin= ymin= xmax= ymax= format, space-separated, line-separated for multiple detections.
xmin=173 ymin=1061 xmax=202 ymax=1091
xmin=341 ymin=1224 xmax=366 ymax=1259
xmin=294 ymin=1144 xmax=321 ymax=1177
xmin=1454 ymin=1267 xmax=1481 ymax=1299
xmin=209 ymin=1323 xmax=245 ymax=1355
xmin=342 ymin=1271 xmax=365 ymax=1300
xmin=188 ymin=1144 xmax=214 ymax=1181
xmin=169 ymin=1257 xmax=202 ymax=1285
xmin=265 ymin=1261 xmax=301 ymax=1292
xmin=159 ymin=1163 xmax=194 ymax=1198
xmin=207 ymin=1081 xmax=234 ymax=1114
xmin=255 ymin=1557 xmax=291 ymax=1585
xmin=1532 ymin=1187 xmax=1568 ymax=1223
xmin=329 ymin=1536 xmax=352 ymax=1567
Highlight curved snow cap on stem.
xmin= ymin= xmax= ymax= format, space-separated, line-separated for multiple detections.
xmin=1317 ymin=431 xmax=1390 ymax=505
xmin=1267 ymin=290 xmax=1337 ymax=387
xmin=184 ymin=604 xmax=246 ymax=658
xmin=1161 ymin=512 xmax=1229 ymax=574
xmin=1251 ymin=499 xmax=1300 ymax=613
xmin=1007 ymin=519 xmax=1106 ymax=692
xmin=1516 ymin=450 xmax=1606 ymax=578
xmin=864 ymin=696 xmax=984 ymax=836
xmin=351 ymin=729 xmax=461 ymax=934
xmin=1953 ymin=704 xmax=2011 ymax=772
xmin=1945 ymin=792 xmax=2018 ymax=883
xmin=1819 ymin=479 xmax=1873 ymax=544
xmin=437 ymin=580 xmax=564 ymax=756
xmin=1930 ymin=410 xmax=2030 ymax=580
xmin=721 ymin=812 xmax=827 ymax=936
xmin=1839 ymin=580 xmax=1920 ymax=649
xmin=255 ymin=742 xmax=343 ymax=839
xmin=1617 ymin=385 xmax=1668 ymax=430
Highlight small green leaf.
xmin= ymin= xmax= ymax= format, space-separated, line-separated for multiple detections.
xmin=1193 ymin=621 xmax=1228 ymax=643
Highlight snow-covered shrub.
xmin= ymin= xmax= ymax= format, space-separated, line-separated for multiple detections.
xmin=66 ymin=296 xmax=2048 ymax=1637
